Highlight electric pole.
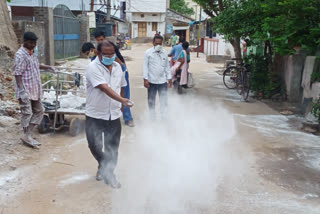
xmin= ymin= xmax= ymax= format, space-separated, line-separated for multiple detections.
xmin=197 ymin=7 xmax=202 ymax=58
xmin=106 ymin=0 xmax=111 ymax=21
xmin=90 ymin=0 xmax=94 ymax=12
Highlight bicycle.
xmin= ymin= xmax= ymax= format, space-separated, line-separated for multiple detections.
xmin=223 ymin=58 xmax=250 ymax=101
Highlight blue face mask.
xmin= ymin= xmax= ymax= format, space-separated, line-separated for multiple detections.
xmin=101 ymin=55 xmax=116 ymax=66
xmin=33 ymin=46 xmax=38 ymax=57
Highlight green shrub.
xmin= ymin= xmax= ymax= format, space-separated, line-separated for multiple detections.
xmin=312 ymin=99 xmax=320 ymax=123
xmin=244 ymin=54 xmax=281 ymax=98
xmin=311 ymin=57 xmax=320 ymax=83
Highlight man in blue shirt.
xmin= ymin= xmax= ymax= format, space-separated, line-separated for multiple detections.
xmin=168 ymin=38 xmax=184 ymax=65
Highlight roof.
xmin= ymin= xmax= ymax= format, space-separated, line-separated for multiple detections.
xmin=167 ymin=8 xmax=194 ymax=22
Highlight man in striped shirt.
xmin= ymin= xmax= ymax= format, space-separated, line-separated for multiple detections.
xmin=14 ymin=32 xmax=53 ymax=148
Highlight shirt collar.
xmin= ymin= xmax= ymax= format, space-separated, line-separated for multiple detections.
xmin=21 ymin=46 xmax=33 ymax=56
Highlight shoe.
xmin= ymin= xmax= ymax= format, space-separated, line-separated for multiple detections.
xmin=105 ymin=174 xmax=121 ymax=189
xmin=125 ymin=120 xmax=135 ymax=127
xmin=21 ymin=135 xmax=39 ymax=149
xmin=96 ymin=168 xmax=103 ymax=181
xmin=31 ymin=138 xmax=41 ymax=146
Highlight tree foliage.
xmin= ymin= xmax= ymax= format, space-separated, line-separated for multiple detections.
xmin=193 ymin=0 xmax=320 ymax=56
xmin=258 ymin=0 xmax=320 ymax=55
xmin=170 ymin=0 xmax=195 ymax=16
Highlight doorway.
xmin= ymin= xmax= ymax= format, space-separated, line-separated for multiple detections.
xmin=138 ymin=22 xmax=147 ymax=37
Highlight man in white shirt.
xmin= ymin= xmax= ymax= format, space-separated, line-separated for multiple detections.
xmin=143 ymin=35 xmax=172 ymax=119
xmin=85 ymin=41 xmax=132 ymax=188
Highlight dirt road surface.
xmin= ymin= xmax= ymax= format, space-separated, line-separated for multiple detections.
xmin=0 ymin=44 xmax=319 ymax=214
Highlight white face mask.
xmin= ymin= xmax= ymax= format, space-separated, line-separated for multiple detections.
xmin=154 ymin=45 xmax=163 ymax=52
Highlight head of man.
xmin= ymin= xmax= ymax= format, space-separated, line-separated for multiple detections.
xmin=182 ymin=41 xmax=189 ymax=50
xmin=23 ymin=32 xmax=38 ymax=51
xmin=97 ymin=41 xmax=116 ymax=66
xmin=94 ymin=31 xmax=106 ymax=44
xmin=81 ymin=42 xmax=96 ymax=57
xmin=153 ymin=35 xmax=164 ymax=52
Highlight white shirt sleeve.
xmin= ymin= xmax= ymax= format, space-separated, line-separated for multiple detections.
xmin=143 ymin=50 xmax=149 ymax=80
xmin=121 ymin=71 xmax=127 ymax=87
xmin=85 ymin=64 xmax=107 ymax=88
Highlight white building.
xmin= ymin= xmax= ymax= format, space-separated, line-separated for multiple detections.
xmin=126 ymin=0 xmax=170 ymax=39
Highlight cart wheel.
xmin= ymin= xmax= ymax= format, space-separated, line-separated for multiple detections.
xmin=38 ymin=115 xmax=50 ymax=134
xmin=69 ymin=118 xmax=81 ymax=137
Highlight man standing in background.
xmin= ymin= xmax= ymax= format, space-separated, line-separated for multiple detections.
xmin=14 ymin=32 xmax=54 ymax=148
xmin=143 ymin=35 xmax=172 ymax=120
xmin=170 ymin=32 xmax=178 ymax=47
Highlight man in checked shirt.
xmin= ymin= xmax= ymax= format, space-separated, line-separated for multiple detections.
xmin=14 ymin=32 xmax=54 ymax=148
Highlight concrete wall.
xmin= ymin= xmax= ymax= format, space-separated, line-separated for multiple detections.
xmin=34 ymin=7 xmax=54 ymax=65
xmin=79 ymin=14 xmax=90 ymax=45
xmin=118 ymin=22 xmax=129 ymax=34
xmin=282 ymin=54 xmax=306 ymax=103
xmin=12 ymin=21 xmax=46 ymax=64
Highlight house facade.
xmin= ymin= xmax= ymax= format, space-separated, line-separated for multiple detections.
xmin=126 ymin=0 xmax=169 ymax=39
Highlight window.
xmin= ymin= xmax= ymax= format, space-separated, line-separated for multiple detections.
xmin=152 ymin=22 xmax=158 ymax=31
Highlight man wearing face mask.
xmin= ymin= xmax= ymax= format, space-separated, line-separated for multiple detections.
xmin=143 ymin=35 xmax=172 ymax=120
xmin=81 ymin=40 xmax=135 ymax=127
xmin=14 ymin=32 xmax=54 ymax=148
xmin=85 ymin=41 xmax=133 ymax=188
xmin=81 ymin=42 xmax=97 ymax=59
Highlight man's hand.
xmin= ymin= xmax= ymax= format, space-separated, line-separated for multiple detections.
xmin=144 ymin=79 xmax=150 ymax=88
xmin=19 ymin=90 xmax=29 ymax=103
xmin=168 ymin=79 xmax=173 ymax=88
xmin=121 ymin=98 xmax=134 ymax=108
xmin=40 ymin=65 xmax=55 ymax=73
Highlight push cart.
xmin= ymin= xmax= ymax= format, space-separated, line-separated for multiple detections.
xmin=39 ymin=68 xmax=86 ymax=136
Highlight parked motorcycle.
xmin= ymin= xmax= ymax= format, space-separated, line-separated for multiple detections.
xmin=116 ymin=34 xmax=126 ymax=50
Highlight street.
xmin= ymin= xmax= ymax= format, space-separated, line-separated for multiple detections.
xmin=0 ymin=44 xmax=319 ymax=214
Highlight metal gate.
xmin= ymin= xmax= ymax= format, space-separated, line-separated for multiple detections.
xmin=53 ymin=5 xmax=80 ymax=60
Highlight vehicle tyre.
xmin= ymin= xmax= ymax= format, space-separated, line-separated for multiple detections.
xmin=223 ymin=66 xmax=238 ymax=89
xmin=69 ymin=118 xmax=81 ymax=137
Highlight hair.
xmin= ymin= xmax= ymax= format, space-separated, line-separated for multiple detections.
xmin=110 ymin=41 xmax=125 ymax=63
xmin=153 ymin=35 xmax=163 ymax=42
xmin=24 ymin=32 xmax=38 ymax=41
xmin=94 ymin=30 xmax=105 ymax=38
xmin=182 ymin=41 xmax=189 ymax=50
xmin=81 ymin=42 xmax=95 ymax=53
xmin=97 ymin=41 xmax=115 ymax=53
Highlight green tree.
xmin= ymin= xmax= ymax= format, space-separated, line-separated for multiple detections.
xmin=258 ymin=0 xmax=320 ymax=55
xmin=170 ymin=0 xmax=195 ymax=16
xmin=192 ymin=0 xmax=246 ymax=58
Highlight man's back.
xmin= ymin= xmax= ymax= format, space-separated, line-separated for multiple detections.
xmin=169 ymin=44 xmax=183 ymax=61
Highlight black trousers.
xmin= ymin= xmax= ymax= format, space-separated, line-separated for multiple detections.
xmin=85 ymin=116 xmax=121 ymax=179
xmin=148 ymin=83 xmax=168 ymax=119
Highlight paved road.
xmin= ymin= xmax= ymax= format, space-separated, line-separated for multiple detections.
xmin=0 ymin=44 xmax=319 ymax=214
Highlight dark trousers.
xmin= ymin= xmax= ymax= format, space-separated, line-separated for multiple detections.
xmin=85 ymin=116 xmax=121 ymax=179
xmin=122 ymin=71 xmax=133 ymax=122
xmin=148 ymin=83 xmax=168 ymax=119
